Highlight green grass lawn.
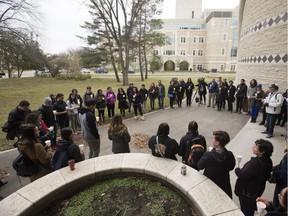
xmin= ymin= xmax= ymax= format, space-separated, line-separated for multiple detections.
xmin=0 ymin=73 xmax=235 ymax=151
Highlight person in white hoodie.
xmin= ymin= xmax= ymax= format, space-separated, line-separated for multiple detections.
xmin=262 ymin=84 xmax=284 ymax=138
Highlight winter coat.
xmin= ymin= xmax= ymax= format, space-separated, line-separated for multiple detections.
xmin=179 ymin=131 xmax=206 ymax=162
xmin=235 ymin=156 xmax=273 ymax=198
xmin=155 ymin=84 xmax=165 ymax=97
xmin=148 ymin=135 xmax=179 ymax=160
xmin=130 ymin=92 xmax=142 ymax=105
xmin=198 ymin=148 xmax=236 ymax=198
xmin=7 ymin=107 xmax=31 ymax=136
xmin=227 ymin=85 xmax=236 ymax=102
xmin=139 ymin=88 xmax=149 ymax=101
xmin=196 ymin=82 xmax=207 ymax=94
xmin=17 ymin=139 xmax=52 ymax=182
xmin=264 ymin=91 xmax=284 ymax=114
xmin=216 ymin=87 xmax=226 ymax=103
xmin=117 ymin=92 xmax=128 ymax=109
xmin=168 ymin=85 xmax=176 ymax=99
xmin=236 ymin=83 xmax=247 ymax=98
xmin=95 ymin=94 xmax=107 ymax=110
xmin=78 ymin=108 xmax=100 ymax=140
xmin=208 ymin=81 xmax=218 ymax=94
xmin=176 ymin=81 xmax=185 ymax=99
xmin=108 ymin=128 xmax=131 ymax=153
xmin=105 ymin=91 xmax=116 ymax=105
xmin=83 ymin=92 xmax=95 ymax=106
xmin=185 ymin=82 xmax=194 ymax=97
xmin=38 ymin=105 xmax=56 ymax=127
xmin=57 ymin=140 xmax=84 ymax=163
xmin=252 ymin=90 xmax=265 ymax=108
xmin=149 ymin=86 xmax=157 ymax=99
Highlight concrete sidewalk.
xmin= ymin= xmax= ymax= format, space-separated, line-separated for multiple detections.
xmin=0 ymin=100 xmax=286 ymax=207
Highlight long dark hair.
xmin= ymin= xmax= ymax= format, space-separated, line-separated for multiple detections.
xmin=20 ymin=124 xmax=39 ymax=147
xmin=68 ymin=93 xmax=77 ymax=104
xmin=157 ymin=123 xmax=170 ymax=137
xmin=108 ymin=114 xmax=127 ymax=135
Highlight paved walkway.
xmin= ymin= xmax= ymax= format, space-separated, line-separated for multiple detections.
xmin=0 ymin=101 xmax=286 ymax=207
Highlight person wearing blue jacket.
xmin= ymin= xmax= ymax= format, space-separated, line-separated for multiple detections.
xmin=207 ymin=78 xmax=218 ymax=108
xmin=78 ymin=100 xmax=100 ymax=158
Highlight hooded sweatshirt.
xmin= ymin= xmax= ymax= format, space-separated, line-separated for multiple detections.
xmin=78 ymin=107 xmax=99 ymax=140
xmin=57 ymin=140 xmax=84 ymax=163
xmin=197 ymin=148 xmax=236 ymax=198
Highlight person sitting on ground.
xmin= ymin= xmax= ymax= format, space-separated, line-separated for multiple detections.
xmin=53 ymin=127 xmax=84 ymax=170
xmin=256 ymin=187 xmax=287 ymax=216
xmin=108 ymin=115 xmax=131 ymax=154
xmin=198 ymin=130 xmax=235 ymax=198
xmin=234 ymin=139 xmax=273 ymax=216
xmin=179 ymin=121 xmax=206 ymax=164
xmin=17 ymin=124 xmax=52 ymax=182
xmin=148 ymin=123 xmax=179 ymax=160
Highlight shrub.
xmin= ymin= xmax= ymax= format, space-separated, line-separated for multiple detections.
xmin=56 ymin=73 xmax=91 ymax=81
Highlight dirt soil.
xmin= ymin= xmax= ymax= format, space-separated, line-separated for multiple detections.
xmin=42 ymin=177 xmax=197 ymax=216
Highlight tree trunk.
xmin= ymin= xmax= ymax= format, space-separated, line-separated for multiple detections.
xmin=138 ymin=13 xmax=144 ymax=82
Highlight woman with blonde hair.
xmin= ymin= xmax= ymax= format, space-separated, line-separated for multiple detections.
xmin=108 ymin=115 xmax=131 ymax=154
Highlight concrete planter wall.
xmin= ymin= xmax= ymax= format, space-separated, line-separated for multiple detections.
xmin=0 ymin=153 xmax=243 ymax=216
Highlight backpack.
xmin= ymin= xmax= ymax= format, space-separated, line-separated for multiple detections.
xmin=186 ymin=136 xmax=205 ymax=170
xmin=52 ymin=144 xmax=75 ymax=171
xmin=13 ymin=152 xmax=39 ymax=177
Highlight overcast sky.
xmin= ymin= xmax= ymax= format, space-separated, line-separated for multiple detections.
xmin=38 ymin=0 xmax=239 ymax=54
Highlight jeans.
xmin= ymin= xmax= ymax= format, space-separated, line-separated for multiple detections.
xmin=199 ymin=93 xmax=206 ymax=104
xmin=266 ymin=113 xmax=278 ymax=135
xmin=251 ymin=104 xmax=260 ymax=121
xmin=236 ymin=96 xmax=244 ymax=112
xmin=150 ymin=98 xmax=155 ymax=109
xmin=169 ymin=97 xmax=175 ymax=108
xmin=86 ymin=138 xmax=100 ymax=158
xmin=68 ymin=114 xmax=78 ymax=132
xmin=158 ymin=96 xmax=164 ymax=109
xmin=186 ymin=93 xmax=192 ymax=106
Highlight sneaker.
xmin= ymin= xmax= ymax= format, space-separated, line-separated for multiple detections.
xmin=261 ymin=131 xmax=268 ymax=134
xmin=140 ymin=116 xmax=145 ymax=121
xmin=134 ymin=116 xmax=138 ymax=120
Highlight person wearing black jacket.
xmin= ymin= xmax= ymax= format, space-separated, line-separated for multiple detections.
xmin=235 ymin=79 xmax=248 ymax=113
xmin=227 ymin=80 xmax=236 ymax=112
xmin=148 ymin=123 xmax=179 ymax=161
xmin=234 ymin=139 xmax=273 ymax=216
xmin=176 ymin=79 xmax=185 ymax=108
xmin=185 ymin=78 xmax=194 ymax=107
xmin=6 ymin=100 xmax=31 ymax=139
xmin=179 ymin=121 xmax=206 ymax=163
xmin=78 ymin=100 xmax=100 ymax=158
xmin=55 ymin=127 xmax=84 ymax=167
xmin=198 ymin=130 xmax=235 ymax=198
xmin=130 ymin=87 xmax=144 ymax=120
xmin=117 ymin=87 xmax=128 ymax=117
xmin=139 ymin=84 xmax=149 ymax=112
xmin=126 ymin=82 xmax=134 ymax=113
xmin=168 ymin=81 xmax=176 ymax=109
xmin=53 ymin=93 xmax=69 ymax=130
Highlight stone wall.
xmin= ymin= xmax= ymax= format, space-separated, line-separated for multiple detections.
xmin=236 ymin=0 xmax=288 ymax=89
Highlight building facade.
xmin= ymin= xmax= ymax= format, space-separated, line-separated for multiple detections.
xmin=153 ymin=0 xmax=239 ymax=72
xmin=236 ymin=0 xmax=287 ymax=89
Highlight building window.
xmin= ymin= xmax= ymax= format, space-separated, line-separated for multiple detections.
xmin=198 ymin=50 xmax=203 ymax=56
xmin=230 ymin=65 xmax=236 ymax=71
xmin=221 ymin=48 xmax=226 ymax=55
xmin=165 ymin=50 xmax=175 ymax=55
xmin=197 ymin=65 xmax=203 ymax=71
xmin=230 ymin=47 xmax=237 ymax=57
xmin=224 ymin=19 xmax=228 ymax=26
xmin=220 ymin=65 xmax=224 ymax=71
xmin=192 ymin=11 xmax=194 ymax=19
xmin=223 ymin=33 xmax=227 ymax=41
xmin=180 ymin=50 xmax=186 ymax=56
xmin=193 ymin=37 xmax=197 ymax=43
xmin=192 ymin=50 xmax=197 ymax=56
xmin=154 ymin=50 xmax=159 ymax=55
xmin=199 ymin=37 xmax=204 ymax=43
xmin=180 ymin=37 xmax=186 ymax=43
